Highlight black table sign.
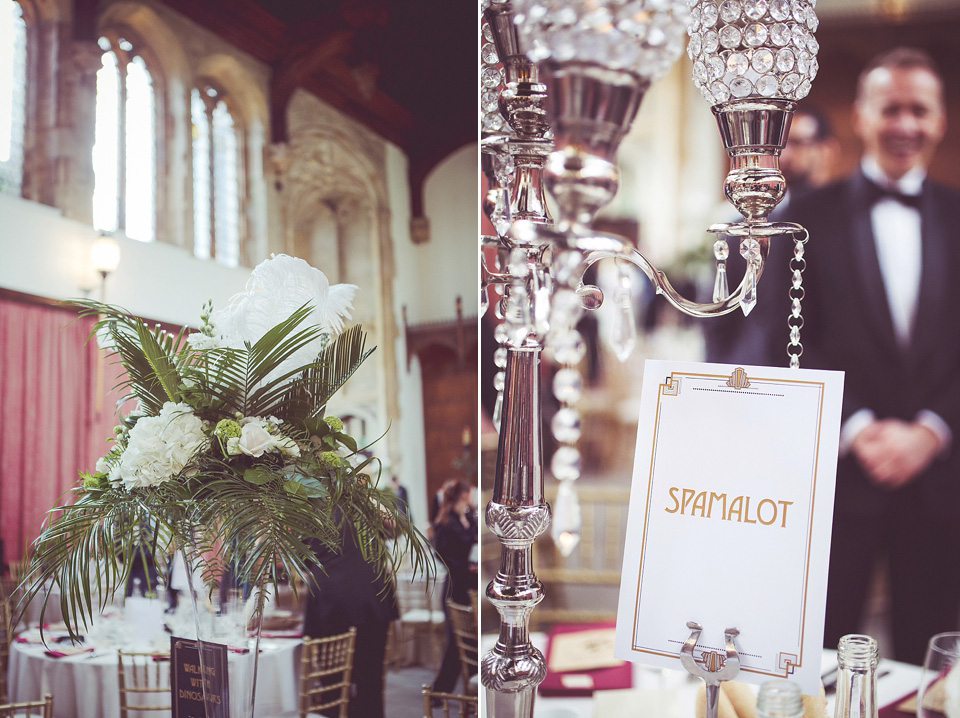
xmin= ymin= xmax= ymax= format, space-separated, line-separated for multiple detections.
xmin=171 ymin=636 xmax=230 ymax=718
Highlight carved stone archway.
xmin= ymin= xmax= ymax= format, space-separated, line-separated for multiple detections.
xmin=280 ymin=91 xmax=400 ymax=464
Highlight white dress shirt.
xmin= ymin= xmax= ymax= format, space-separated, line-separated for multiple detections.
xmin=837 ymin=159 xmax=951 ymax=456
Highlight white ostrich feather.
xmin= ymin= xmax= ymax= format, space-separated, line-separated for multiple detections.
xmin=209 ymin=254 xmax=357 ymax=382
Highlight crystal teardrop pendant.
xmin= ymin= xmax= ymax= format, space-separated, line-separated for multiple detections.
xmin=611 ymin=293 xmax=637 ymax=362
xmin=739 ymin=236 xmax=761 ymax=316
xmin=492 ymin=390 xmax=503 ymax=433
xmin=551 ymin=479 xmax=581 ymax=557
xmin=713 ymin=261 xmax=729 ymax=302
xmin=740 ymin=261 xmax=758 ymax=316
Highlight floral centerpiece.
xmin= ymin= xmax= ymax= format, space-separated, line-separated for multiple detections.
xmin=17 ymin=255 xmax=432 ymax=647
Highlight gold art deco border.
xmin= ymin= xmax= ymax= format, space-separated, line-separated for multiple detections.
xmin=628 ymin=369 xmax=827 ymax=680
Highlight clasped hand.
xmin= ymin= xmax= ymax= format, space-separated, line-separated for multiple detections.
xmin=851 ymin=418 xmax=941 ymax=488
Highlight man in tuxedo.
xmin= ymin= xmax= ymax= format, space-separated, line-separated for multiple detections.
xmin=768 ymin=47 xmax=960 ymax=664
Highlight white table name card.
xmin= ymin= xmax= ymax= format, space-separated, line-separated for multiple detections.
xmin=614 ymin=360 xmax=844 ymax=695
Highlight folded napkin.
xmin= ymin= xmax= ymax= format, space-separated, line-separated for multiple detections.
xmin=878 ymin=690 xmax=917 ymax=718
xmin=538 ymin=623 xmax=632 ymax=697
xmin=258 ymin=631 xmax=303 ymax=639
xmin=44 ymin=646 xmax=94 ymax=659
xmin=694 ymin=681 xmax=828 ymax=718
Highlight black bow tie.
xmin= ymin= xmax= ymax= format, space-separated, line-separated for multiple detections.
xmin=865 ymin=178 xmax=923 ymax=209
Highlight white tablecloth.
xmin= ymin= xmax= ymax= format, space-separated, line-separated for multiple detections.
xmin=481 ymin=634 xmax=924 ymax=718
xmin=9 ymin=636 xmax=301 ymax=718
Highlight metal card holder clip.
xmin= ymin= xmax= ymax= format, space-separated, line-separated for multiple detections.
xmin=679 ymin=621 xmax=742 ymax=718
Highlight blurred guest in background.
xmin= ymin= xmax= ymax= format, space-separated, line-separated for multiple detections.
xmin=712 ymin=47 xmax=960 ymax=663
xmin=390 ymin=475 xmax=410 ymax=519
xmin=303 ymin=518 xmax=398 ymax=718
xmin=789 ymin=47 xmax=960 ymax=664
xmin=431 ymin=479 xmax=478 ymax=694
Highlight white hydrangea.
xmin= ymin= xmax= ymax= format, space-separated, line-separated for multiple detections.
xmin=116 ymin=402 xmax=207 ymax=490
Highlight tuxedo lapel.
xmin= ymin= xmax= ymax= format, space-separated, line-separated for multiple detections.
xmin=910 ymin=186 xmax=949 ymax=365
xmin=846 ymin=173 xmax=901 ymax=356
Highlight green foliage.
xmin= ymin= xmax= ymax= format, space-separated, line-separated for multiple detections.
xmin=17 ymin=299 xmax=435 ymax=637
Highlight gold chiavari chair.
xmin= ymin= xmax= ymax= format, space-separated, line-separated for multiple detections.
xmin=0 ymin=695 xmax=54 ymax=718
xmin=0 ymin=598 xmax=11 ymax=704
xmin=299 ymin=628 xmax=356 ymax=718
xmin=421 ymin=685 xmax=478 ymax=718
xmin=467 ymin=590 xmax=478 ymax=618
xmin=395 ymin=569 xmax=445 ymax=668
xmin=446 ymin=600 xmax=478 ymax=695
xmin=117 ymin=650 xmax=170 ymax=717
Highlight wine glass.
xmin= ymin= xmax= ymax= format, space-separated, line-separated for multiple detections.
xmin=918 ymin=632 xmax=960 ymax=718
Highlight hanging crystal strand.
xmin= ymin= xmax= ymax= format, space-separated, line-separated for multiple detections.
xmin=546 ymin=289 xmax=586 ymax=557
xmin=739 ymin=233 xmax=762 ymax=316
xmin=786 ymin=230 xmax=808 ymax=369
xmin=480 ymin=17 xmax=508 ymax=136
xmin=611 ymin=262 xmax=637 ymax=362
xmin=713 ymin=238 xmax=730 ymax=302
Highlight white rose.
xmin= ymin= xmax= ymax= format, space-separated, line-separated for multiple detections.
xmin=236 ymin=422 xmax=275 ymax=457
xmin=95 ymin=456 xmax=109 ymax=473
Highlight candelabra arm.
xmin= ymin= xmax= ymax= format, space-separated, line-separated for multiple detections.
xmin=482 ymin=347 xmax=551 ymax=717
xmin=574 ymin=234 xmax=769 ymax=318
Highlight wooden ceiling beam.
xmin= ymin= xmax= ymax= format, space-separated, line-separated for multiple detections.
xmin=155 ymin=0 xmax=287 ymax=63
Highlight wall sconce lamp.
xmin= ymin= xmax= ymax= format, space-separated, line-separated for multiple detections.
xmin=90 ymin=232 xmax=121 ymax=300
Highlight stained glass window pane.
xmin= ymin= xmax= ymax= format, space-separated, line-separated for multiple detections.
xmin=125 ymin=54 xmax=154 ymax=242
xmin=0 ymin=1 xmax=27 ymax=196
xmin=92 ymin=50 xmax=120 ymax=232
xmin=212 ymin=99 xmax=238 ymax=267
xmin=191 ymin=89 xmax=211 ymax=260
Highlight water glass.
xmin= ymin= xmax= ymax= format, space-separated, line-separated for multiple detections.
xmin=918 ymin=632 xmax=960 ymax=718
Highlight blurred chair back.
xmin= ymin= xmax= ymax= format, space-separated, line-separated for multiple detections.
xmin=0 ymin=695 xmax=53 ymax=717
xmin=481 ymin=484 xmax=630 ymax=630
xmin=394 ymin=567 xmax=446 ymax=668
xmin=0 ymin=597 xmax=10 ymax=704
xmin=117 ymin=650 xmax=170 ymax=717
xmin=421 ymin=685 xmax=478 ymax=718
xmin=446 ymin=600 xmax=478 ymax=694
xmin=299 ymin=627 xmax=356 ymax=718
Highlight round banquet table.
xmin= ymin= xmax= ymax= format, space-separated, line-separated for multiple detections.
xmin=480 ymin=634 xmax=924 ymax=718
xmin=9 ymin=635 xmax=301 ymax=718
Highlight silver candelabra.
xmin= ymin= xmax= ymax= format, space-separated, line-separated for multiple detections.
xmin=480 ymin=0 xmax=820 ymax=715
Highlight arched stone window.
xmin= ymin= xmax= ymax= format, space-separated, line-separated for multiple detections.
xmin=0 ymin=0 xmax=26 ymax=197
xmin=191 ymin=83 xmax=240 ymax=267
xmin=92 ymin=32 xmax=156 ymax=242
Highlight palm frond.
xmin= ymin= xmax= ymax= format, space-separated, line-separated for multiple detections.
xmin=280 ymin=325 xmax=375 ymax=419
xmin=16 ymin=490 xmax=159 ymax=642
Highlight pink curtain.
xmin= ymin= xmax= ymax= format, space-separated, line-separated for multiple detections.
xmin=0 ymin=297 xmax=120 ymax=570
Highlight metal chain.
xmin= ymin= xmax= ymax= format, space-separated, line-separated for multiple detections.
xmin=786 ymin=229 xmax=809 ymax=369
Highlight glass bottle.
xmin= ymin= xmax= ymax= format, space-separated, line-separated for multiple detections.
xmin=834 ymin=633 xmax=879 ymax=718
xmin=757 ymin=679 xmax=804 ymax=718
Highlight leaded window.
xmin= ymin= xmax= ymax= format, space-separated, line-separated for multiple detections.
xmin=192 ymin=85 xmax=239 ymax=267
xmin=92 ymin=35 xmax=155 ymax=242
xmin=0 ymin=0 xmax=26 ymax=197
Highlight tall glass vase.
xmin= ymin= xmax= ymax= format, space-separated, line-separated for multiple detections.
xmin=177 ymin=547 xmax=266 ymax=718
